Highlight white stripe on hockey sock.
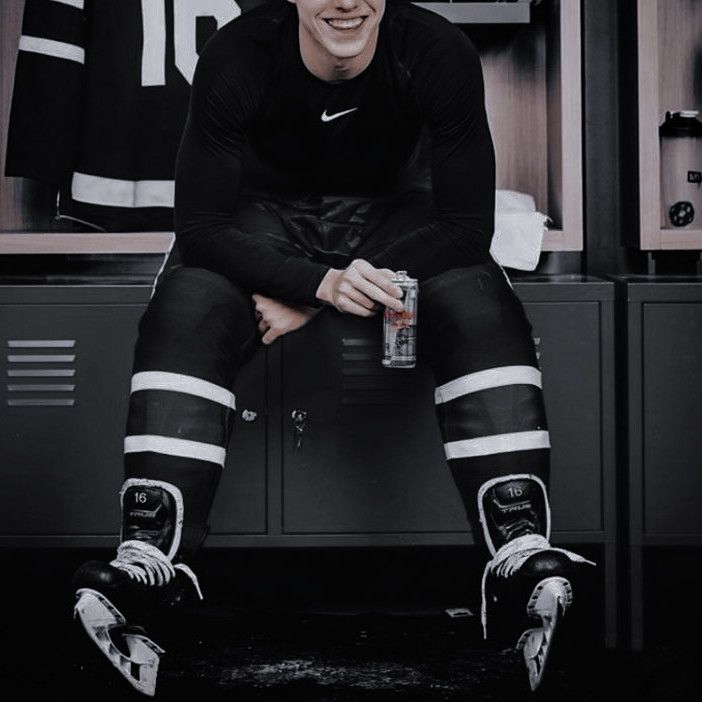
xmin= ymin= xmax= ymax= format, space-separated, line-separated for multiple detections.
xmin=50 ymin=0 xmax=84 ymax=9
xmin=435 ymin=365 xmax=542 ymax=404
xmin=131 ymin=371 xmax=236 ymax=410
xmin=124 ymin=435 xmax=226 ymax=467
xmin=19 ymin=36 xmax=85 ymax=64
xmin=444 ymin=430 xmax=550 ymax=460
xmin=71 ymin=172 xmax=174 ymax=208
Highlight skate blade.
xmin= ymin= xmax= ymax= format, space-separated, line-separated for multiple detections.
xmin=74 ymin=588 xmax=164 ymax=697
xmin=515 ymin=576 xmax=572 ymax=692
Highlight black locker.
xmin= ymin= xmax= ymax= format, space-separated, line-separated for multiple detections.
xmin=0 ymin=274 xmax=617 ymax=647
xmin=614 ymin=275 xmax=702 ymax=650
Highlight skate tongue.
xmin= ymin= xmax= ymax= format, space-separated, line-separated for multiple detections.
xmin=485 ymin=479 xmax=546 ymax=549
xmin=122 ymin=484 xmax=176 ymax=555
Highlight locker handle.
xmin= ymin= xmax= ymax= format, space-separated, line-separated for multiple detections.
xmin=291 ymin=409 xmax=307 ymax=449
xmin=241 ymin=409 xmax=258 ymax=422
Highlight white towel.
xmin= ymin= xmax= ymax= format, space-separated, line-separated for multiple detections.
xmin=489 ymin=190 xmax=551 ymax=271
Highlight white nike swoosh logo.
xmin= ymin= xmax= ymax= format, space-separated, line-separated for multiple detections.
xmin=321 ymin=107 xmax=358 ymax=122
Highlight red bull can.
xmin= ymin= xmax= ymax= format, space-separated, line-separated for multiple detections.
xmin=383 ymin=271 xmax=418 ymax=368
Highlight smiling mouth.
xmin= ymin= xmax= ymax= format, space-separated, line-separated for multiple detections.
xmin=323 ymin=16 xmax=367 ymax=31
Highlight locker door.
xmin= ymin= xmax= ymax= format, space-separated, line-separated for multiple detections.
xmin=0 ymin=302 xmax=267 ymax=537
xmin=0 ymin=304 xmax=144 ymax=535
xmin=523 ymin=301 xmax=603 ymax=532
xmin=281 ymin=310 xmax=468 ymax=534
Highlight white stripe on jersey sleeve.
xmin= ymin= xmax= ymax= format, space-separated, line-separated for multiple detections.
xmin=50 ymin=0 xmax=85 ymax=9
xmin=72 ymin=172 xmax=175 ymax=208
xmin=19 ymin=36 xmax=85 ymax=64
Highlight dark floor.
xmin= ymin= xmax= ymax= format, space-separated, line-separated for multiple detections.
xmin=1 ymin=546 xmax=697 ymax=701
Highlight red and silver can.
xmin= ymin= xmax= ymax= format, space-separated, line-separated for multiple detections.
xmin=383 ymin=271 xmax=418 ymax=368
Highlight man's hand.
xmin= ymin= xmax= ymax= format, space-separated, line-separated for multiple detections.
xmin=252 ymin=294 xmax=320 ymax=345
xmin=315 ymin=258 xmax=405 ymax=317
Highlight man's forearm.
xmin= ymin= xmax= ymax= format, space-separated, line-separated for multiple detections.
xmin=176 ymin=222 xmax=331 ymax=307
xmin=367 ymin=217 xmax=492 ymax=281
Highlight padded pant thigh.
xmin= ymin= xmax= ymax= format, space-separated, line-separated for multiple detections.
xmin=417 ymin=261 xmax=539 ymax=385
xmin=134 ymin=266 xmax=262 ymax=387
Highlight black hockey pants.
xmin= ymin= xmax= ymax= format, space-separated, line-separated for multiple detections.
xmin=125 ymin=192 xmax=549 ymax=557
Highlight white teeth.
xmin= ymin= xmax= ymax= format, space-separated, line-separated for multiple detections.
xmin=326 ymin=17 xmax=364 ymax=30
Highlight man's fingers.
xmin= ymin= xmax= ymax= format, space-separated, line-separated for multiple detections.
xmin=343 ymin=266 xmax=404 ymax=311
xmin=347 ymin=260 xmax=404 ymax=310
xmin=261 ymin=328 xmax=278 ymax=344
xmin=355 ymin=277 xmax=405 ymax=312
xmin=340 ymin=286 xmax=376 ymax=312
xmin=368 ymin=268 xmax=403 ymax=297
xmin=335 ymin=293 xmax=374 ymax=317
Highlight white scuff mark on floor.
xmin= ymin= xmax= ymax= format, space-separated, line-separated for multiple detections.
xmin=216 ymin=658 xmax=451 ymax=690
xmin=445 ymin=607 xmax=474 ymax=618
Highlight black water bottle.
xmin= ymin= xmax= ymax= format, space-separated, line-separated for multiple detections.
xmin=659 ymin=110 xmax=702 ymax=229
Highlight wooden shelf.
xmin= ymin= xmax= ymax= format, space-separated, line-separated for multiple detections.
xmin=647 ymin=229 xmax=702 ymax=250
xmin=0 ymin=232 xmax=173 ymax=254
xmin=542 ymin=228 xmax=577 ymax=251
xmin=0 ymin=228 xmax=576 ymax=255
xmin=413 ymin=1 xmax=531 ymax=24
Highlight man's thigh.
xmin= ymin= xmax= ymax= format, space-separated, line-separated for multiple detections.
xmin=416 ymin=261 xmax=536 ymax=380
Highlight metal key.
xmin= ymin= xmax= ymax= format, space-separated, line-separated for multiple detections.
xmin=291 ymin=409 xmax=307 ymax=449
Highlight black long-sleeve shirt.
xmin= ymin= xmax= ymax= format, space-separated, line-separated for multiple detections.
xmin=175 ymin=0 xmax=496 ymax=306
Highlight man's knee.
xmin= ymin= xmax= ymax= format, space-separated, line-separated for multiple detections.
xmin=419 ymin=260 xmax=519 ymax=325
xmin=134 ymin=266 xmax=262 ymax=374
xmin=140 ymin=266 xmax=257 ymax=340
xmin=157 ymin=266 xmax=250 ymax=305
xmin=149 ymin=267 xmax=253 ymax=318
xmin=417 ymin=261 xmax=537 ymax=370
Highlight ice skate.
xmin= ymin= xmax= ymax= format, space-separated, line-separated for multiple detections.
xmin=477 ymin=474 xmax=596 ymax=691
xmin=72 ymin=479 xmax=202 ymax=696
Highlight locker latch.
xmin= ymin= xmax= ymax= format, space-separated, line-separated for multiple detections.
xmin=291 ymin=409 xmax=307 ymax=449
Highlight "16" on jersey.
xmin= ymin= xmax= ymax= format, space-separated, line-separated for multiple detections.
xmin=141 ymin=0 xmax=241 ymax=86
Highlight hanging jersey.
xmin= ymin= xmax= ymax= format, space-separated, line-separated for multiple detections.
xmin=4 ymin=0 xmax=264 ymax=231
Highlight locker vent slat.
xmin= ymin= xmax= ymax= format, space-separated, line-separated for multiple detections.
xmin=7 ymin=369 xmax=75 ymax=377
xmin=340 ymin=336 xmax=417 ymax=405
xmin=7 ymin=340 xmax=75 ymax=348
xmin=7 ymin=384 xmax=76 ymax=392
xmin=6 ymin=339 xmax=77 ymax=407
xmin=8 ymin=399 xmax=75 ymax=407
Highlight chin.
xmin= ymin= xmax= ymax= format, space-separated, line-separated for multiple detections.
xmin=322 ymin=37 xmax=368 ymax=60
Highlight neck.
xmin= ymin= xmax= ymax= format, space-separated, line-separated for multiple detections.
xmin=298 ymin=26 xmax=379 ymax=82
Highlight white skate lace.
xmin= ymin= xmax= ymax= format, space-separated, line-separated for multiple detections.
xmin=110 ymin=540 xmax=203 ymax=600
xmin=480 ymin=534 xmax=596 ymax=639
